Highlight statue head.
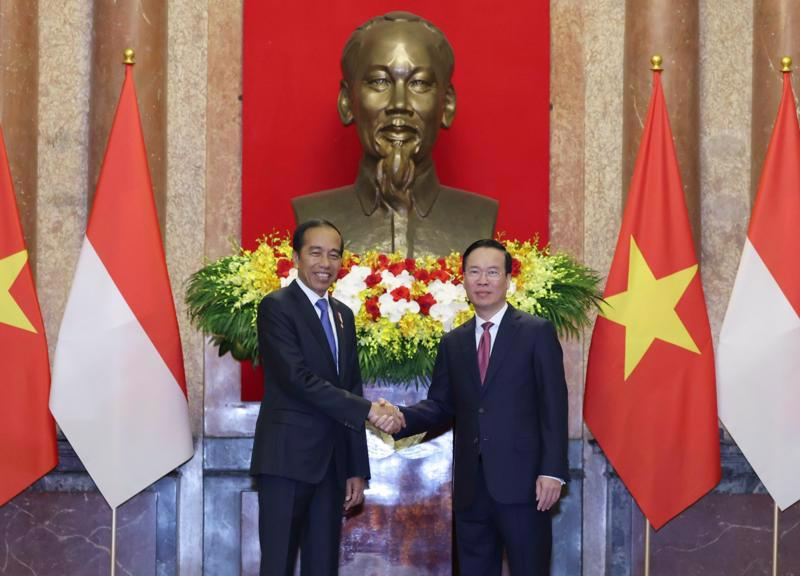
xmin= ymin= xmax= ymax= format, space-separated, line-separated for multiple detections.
xmin=338 ymin=12 xmax=457 ymax=208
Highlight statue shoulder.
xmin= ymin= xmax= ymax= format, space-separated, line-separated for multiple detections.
xmin=438 ymin=185 xmax=499 ymax=211
xmin=292 ymin=185 xmax=361 ymax=223
xmin=436 ymin=186 xmax=499 ymax=233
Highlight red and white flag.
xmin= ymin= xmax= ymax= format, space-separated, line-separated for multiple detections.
xmin=0 ymin=126 xmax=58 ymax=505
xmin=717 ymin=70 xmax=800 ymax=510
xmin=50 ymin=62 xmax=193 ymax=508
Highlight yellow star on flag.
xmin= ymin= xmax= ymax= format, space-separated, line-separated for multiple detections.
xmin=599 ymin=236 xmax=699 ymax=379
xmin=0 ymin=249 xmax=37 ymax=333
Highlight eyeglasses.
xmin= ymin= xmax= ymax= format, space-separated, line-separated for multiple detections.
xmin=465 ymin=268 xmax=503 ymax=281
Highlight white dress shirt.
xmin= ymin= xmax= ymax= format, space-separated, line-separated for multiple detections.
xmin=474 ymin=303 xmax=509 ymax=352
xmin=296 ymin=278 xmax=339 ymax=370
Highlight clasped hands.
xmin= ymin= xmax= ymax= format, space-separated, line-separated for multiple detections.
xmin=368 ymin=398 xmax=406 ymax=434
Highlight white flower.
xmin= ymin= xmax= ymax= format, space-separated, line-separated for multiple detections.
xmin=344 ymin=265 xmax=372 ymax=283
xmin=378 ymin=292 xmax=420 ymax=323
xmin=428 ymin=280 xmax=467 ymax=305
xmin=380 ymin=270 xmax=415 ymax=292
xmin=430 ymin=301 xmax=469 ymax=332
xmin=332 ymin=266 xmax=371 ymax=314
xmin=279 ymin=268 xmax=298 ymax=288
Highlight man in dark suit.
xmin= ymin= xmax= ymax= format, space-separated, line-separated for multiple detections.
xmin=250 ymin=219 xmax=402 ymax=576
xmin=376 ymin=238 xmax=569 ymax=575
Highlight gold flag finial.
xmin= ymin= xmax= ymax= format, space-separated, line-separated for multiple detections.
xmin=123 ymin=48 xmax=135 ymax=65
xmin=650 ymin=54 xmax=663 ymax=71
xmin=781 ymin=56 xmax=792 ymax=72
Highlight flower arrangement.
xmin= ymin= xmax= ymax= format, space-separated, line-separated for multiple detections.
xmin=186 ymin=233 xmax=602 ymax=385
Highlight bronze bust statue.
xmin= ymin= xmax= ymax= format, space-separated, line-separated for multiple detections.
xmin=292 ymin=12 xmax=498 ymax=257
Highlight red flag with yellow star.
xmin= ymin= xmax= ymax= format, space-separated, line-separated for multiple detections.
xmin=0 ymin=126 xmax=57 ymax=505
xmin=584 ymin=70 xmax=720 ymax=529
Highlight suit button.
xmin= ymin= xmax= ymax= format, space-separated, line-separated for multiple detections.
xmin=478 ymin=408 xmax=485 ymax=415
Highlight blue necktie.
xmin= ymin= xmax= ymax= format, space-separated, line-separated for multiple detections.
xmin=315 ymin=298 xmax=338 ymax=371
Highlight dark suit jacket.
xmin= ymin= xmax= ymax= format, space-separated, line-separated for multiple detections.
xmin=250 ymin=280 xmax=371 ymax=486
xmin=397 ymin=305 xmax=569 ymax=511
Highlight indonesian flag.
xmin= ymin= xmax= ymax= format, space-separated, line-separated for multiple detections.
xmin=717 ymin=71 xmax=800 ymax=510
xmin=50 ymin=63 xmax=193 ymax=508
xmin=584 ymin=70 xmax=721 ymax=529
xmin=0 ymin=126 xmax=58 ymax=505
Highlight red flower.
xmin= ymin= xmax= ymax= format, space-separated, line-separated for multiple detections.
xmin=404 ymin=258 xmax=416 ymax=272
xmin=429 ymin=269 xmax=451 ymax=283
xmin=376 ymin=254 xmax=390 ymax=269
xmin=276 ymin=258 xmax=293 ymax=278
xmin=390 ymin=286 xmax=411 ymax=301
xmin=437 ymin=258 xmax=448 ymax=270
xmin=337 ymin=266 xmax=351 ymax=280
xmin=365 ymin=296 xmax=381 ymax=320
xmin=388 ymin=261 xmax=406 ymax=276
xmin=365 ymin=272 xmax=383 ymax=288
xmin=413 ymin=268 xmax=430 ymax=282
xmin=415 ymin=292 xmax=436 ymax=315
xmin=511 ymin=258 xmax=522 ymax=277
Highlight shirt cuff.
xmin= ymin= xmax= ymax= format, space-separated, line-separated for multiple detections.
xmin=540 ymin=474 xmax=566 ymax=486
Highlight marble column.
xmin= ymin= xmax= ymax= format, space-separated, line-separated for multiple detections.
xmin=88 ymin=0 xmax=167 ymax=229
xmin=0 ymin=0 xmax=39 ymax=259
xmin=751 ymin=0 xmax=800 ymax=200
xmin=623 ymin=0 xmax=701 ymax=241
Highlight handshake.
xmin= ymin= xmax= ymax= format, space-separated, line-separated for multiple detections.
xmin=368 ymin=399 xmax=406 ymax=435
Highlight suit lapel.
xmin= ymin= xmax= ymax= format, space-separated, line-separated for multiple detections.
xmin=330 ymin=297 xmax=347 ymax=382
xmin=482 ymin=306 xmax=521 ymax=394
xmin=289 ymin=281 xmax=338 ymax=376
xmin=458 ymin=317 xmax=483 ymax=392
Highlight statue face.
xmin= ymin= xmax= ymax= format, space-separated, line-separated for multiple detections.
xmin=346 ymin=22 xmax=452 ymax=162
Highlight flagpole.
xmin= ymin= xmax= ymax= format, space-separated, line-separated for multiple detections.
xmin=771 ymin=52 xmax=791 ymax=576
xmin=644 ymin=518 xmax=651 ymax=576
xmin=638 ymin=53 xmax=662 ymax=576
xmin=110 ymin=506 xmax=117 ymax=576
xmin=772 ymin=500 xmax=779 ymax=576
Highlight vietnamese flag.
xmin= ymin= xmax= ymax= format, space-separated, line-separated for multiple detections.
xmin=717 ymin=68 xmax=800 ymax=511
xmin=0 ymin=126 xmax=58 ymax=505
xmin=584 ymin=69 xmax=720 ymax=529
xmin=50 ymin=59 xmax=193 ymax=508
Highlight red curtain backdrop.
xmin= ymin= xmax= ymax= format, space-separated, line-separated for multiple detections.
xmin=242 ymin=0 xmax=550 ymax=400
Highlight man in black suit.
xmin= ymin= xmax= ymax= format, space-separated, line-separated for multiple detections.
xmin=250 ymin=219 xmax=402 ymax=576
xmin=376 ymin=238 xmax=569 ymax=575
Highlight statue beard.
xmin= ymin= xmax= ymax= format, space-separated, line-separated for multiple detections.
xmin=375 ymin=138 xmax=420 ymax=211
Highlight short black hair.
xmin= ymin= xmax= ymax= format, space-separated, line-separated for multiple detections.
xmin=292 ymin=219 xmax=344 ymax=253
xmin=462 ymin=239 xmax=512 ymax=274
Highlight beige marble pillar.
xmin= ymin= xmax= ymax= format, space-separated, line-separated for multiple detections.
xmin=88 ymin=0 xmax=167 ymax=229
xmin=751 ymin=0 xmax=800 ymax=200
xmin=551 ymin=0 xmax=586 ymax=440
xmin=0 ymin=0 xmax=39 ymax=259
xmin=623 ymin=0 xmax=701 ymax=241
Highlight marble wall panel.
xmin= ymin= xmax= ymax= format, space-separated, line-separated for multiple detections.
xmin=648 ymin=495 xmax=800 ymax=576
xmin=698 ymin=0 xmax=753 ymax=344
xmin=551 ymin=0 xmax=587 ymax=439
xmin=204 ymin=0 xmax=248 ymax=440
xmin=166 ymin=2 xmax=208 ymax=573
xmin=36 ymin=0 xmax=93 ymax=358
xmin=0 ymin=492 xmax=156 ymax=576
xmin=582 ymin=2 xmax=626 ymax=575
